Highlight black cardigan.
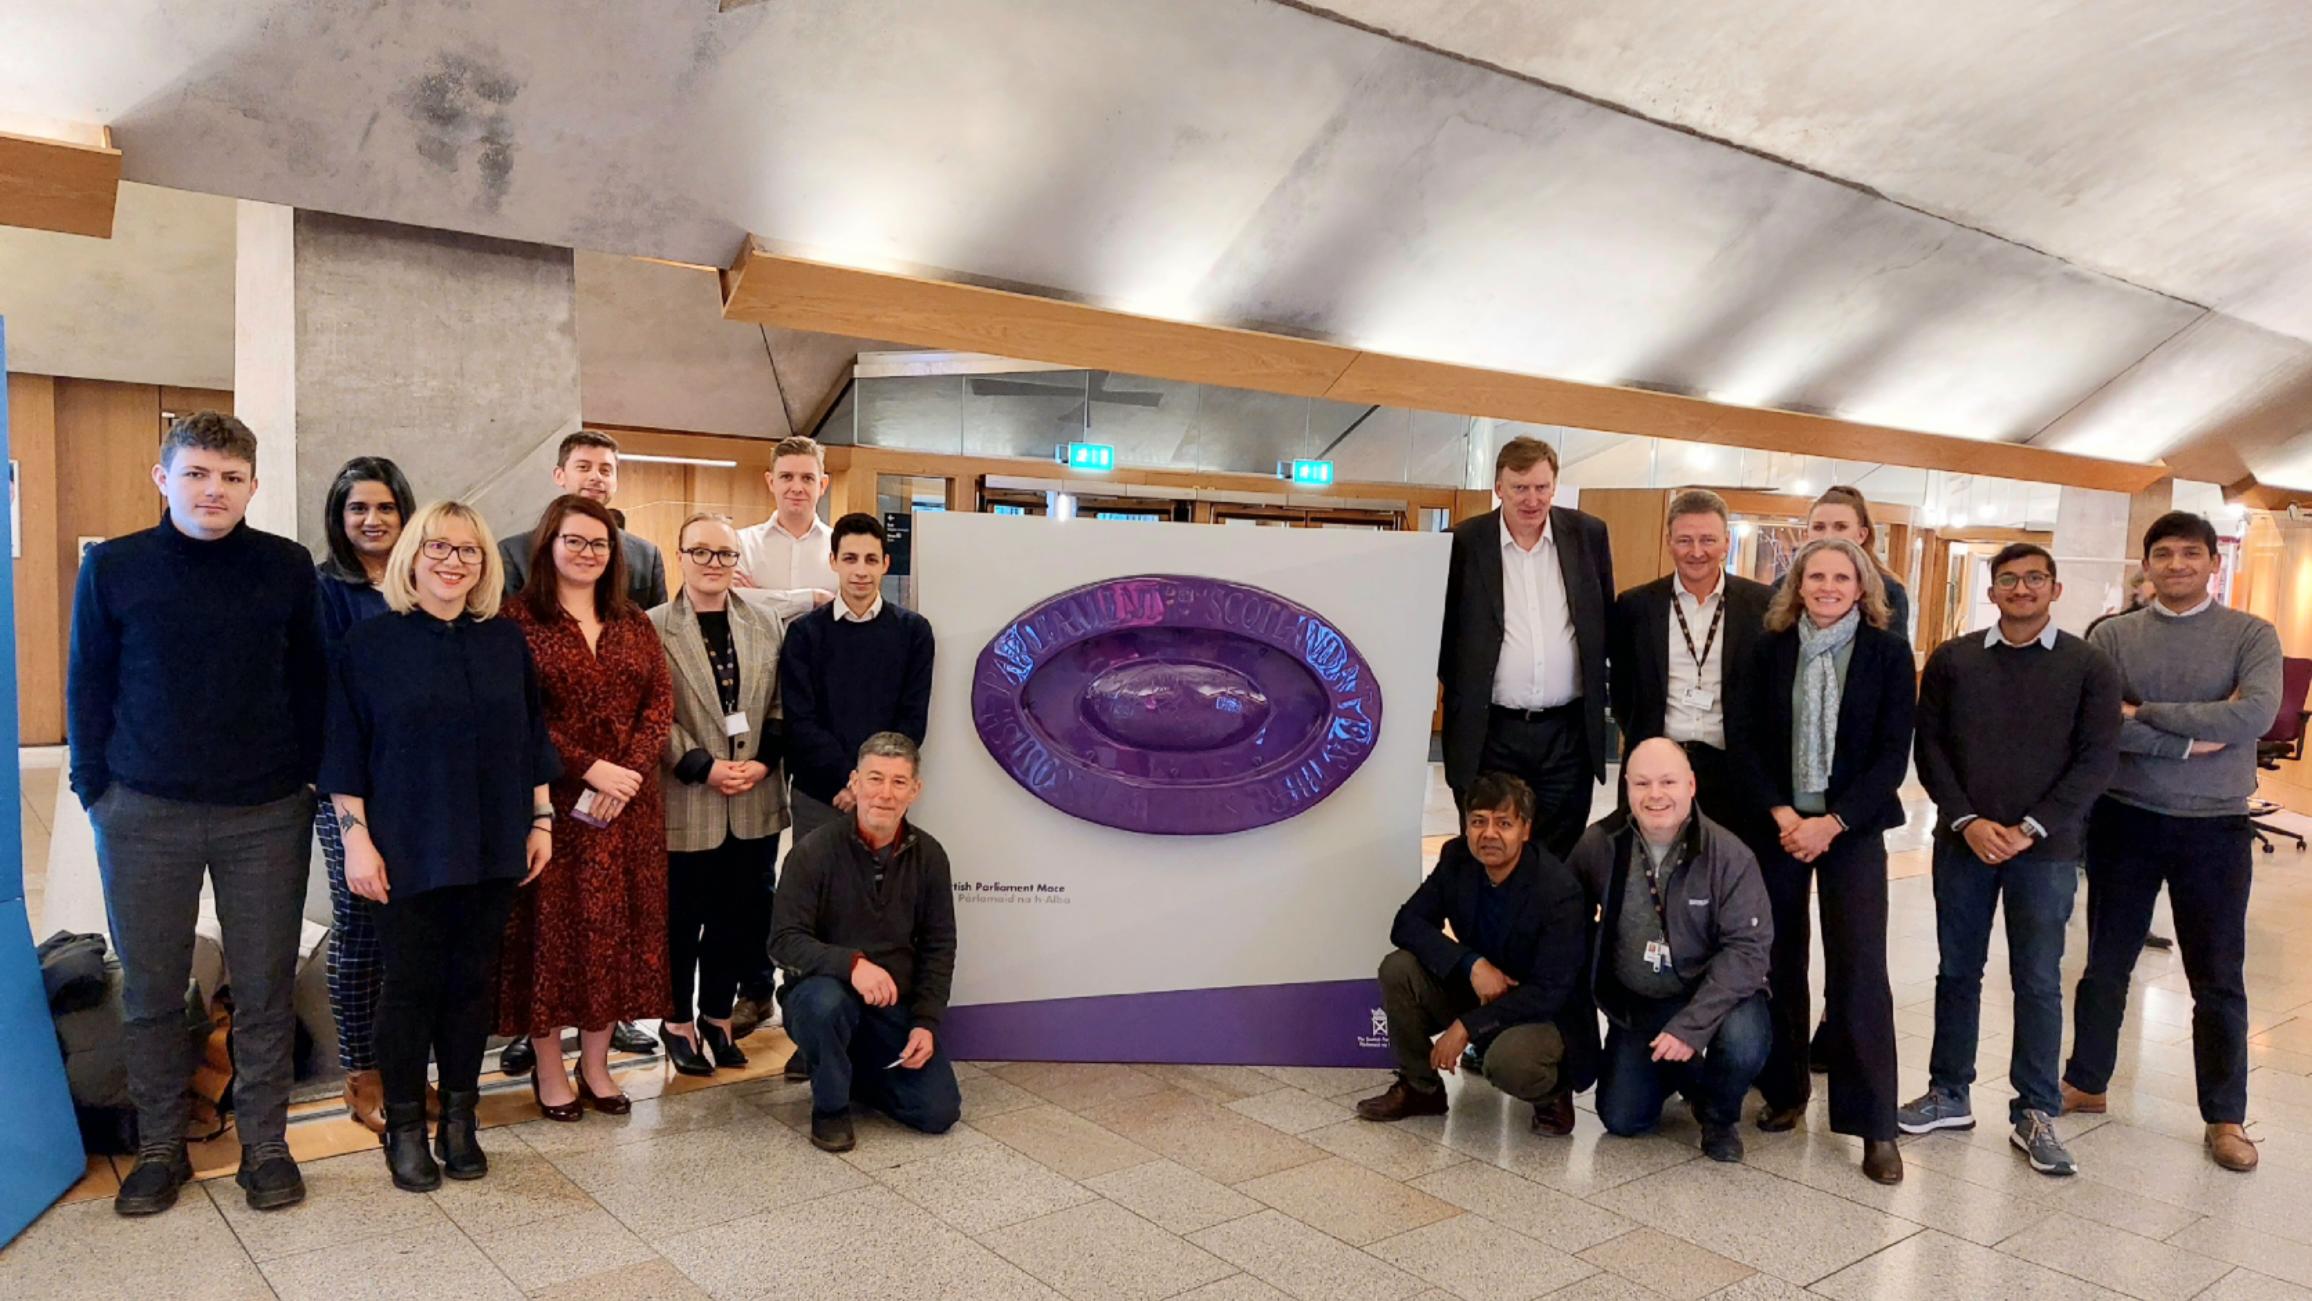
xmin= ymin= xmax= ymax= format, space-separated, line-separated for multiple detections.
xmin=1730 ymin=622 xmax=1916 ymax=837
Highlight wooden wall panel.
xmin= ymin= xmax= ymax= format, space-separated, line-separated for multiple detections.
xmin=48 ymin=378 xmax=165 ymax=748
xmin=1581 ymin=489 xmax=1671 ymax=591
xmin=9 ymin=375 xmax=62 ymax=743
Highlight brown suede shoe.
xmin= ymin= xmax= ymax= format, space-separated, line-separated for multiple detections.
xmin=1354 ymin=1079 xmax=1449 ymax=1122
xmin=1863 ymin=1139 xmax=1904 ymax=1185
xmin=343 ymin=1069 xmax=386 ymax=1136
xmin=2207 ymin=1123 xmax=2259 ymax=1172
xmin=2059 ymin=1081 xmax=2106 ymax=1115
xmin=1530 ymin=1091 xmax=1576 ymax=1137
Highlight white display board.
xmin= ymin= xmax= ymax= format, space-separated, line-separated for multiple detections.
xmin=912 ymin=512 xmax=1448 ymax=1065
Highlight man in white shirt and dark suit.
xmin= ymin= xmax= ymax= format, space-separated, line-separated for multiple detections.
xmin=1439 ymin=436 xmax=1616 ymax=858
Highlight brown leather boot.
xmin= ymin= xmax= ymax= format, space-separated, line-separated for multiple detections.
xmin=1354 ymin=1078 xmax=1449 ymax=1122
xmin=2059 ymin=1081 xmax=2106 ymax=1115
xmin=1862 ymin=1139 xmax=1904 ymax=1185
xmin=2207 ymin=1123 xmax=2259 ymax=1172
xmin=1530 ymin=1091 xmax=1576 ymax=1137
xmin=343 ymin=1069 xmax=386 ymax=1136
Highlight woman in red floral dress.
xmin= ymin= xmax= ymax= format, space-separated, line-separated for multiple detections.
xmin=499 ymin=494 xmax=674 ymax=1118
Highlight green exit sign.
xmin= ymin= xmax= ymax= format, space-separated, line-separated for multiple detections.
xmin=1279 ymin=458 xmax=1334 ymax=487
xmin=1057 ymin=442 xmax=1115 ymax=472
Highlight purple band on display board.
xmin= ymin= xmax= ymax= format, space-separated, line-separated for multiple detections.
xmin=942 ymin=979 xmax=1397 ymax=1067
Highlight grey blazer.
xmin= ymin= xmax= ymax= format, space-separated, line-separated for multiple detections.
xmin=650 ymin=592 xmax=788 ymax=852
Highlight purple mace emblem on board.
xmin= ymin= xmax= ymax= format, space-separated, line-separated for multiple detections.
xmin=972 ymin=575 xmax=1383 ymax=835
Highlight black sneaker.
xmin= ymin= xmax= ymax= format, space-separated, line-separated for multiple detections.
xmin=1701 ymin=1122 xmax=1744 ymax=1164
xmin=610 ymin=1021 xmax=658 ymax=1055
xmin=236 ymin=1143 xmax=306 ymax=1211
xmin=114 ymin=1146 xmax=192 ymax=1217
xmin=810 ymin=1109 xmax=855 ymax=1153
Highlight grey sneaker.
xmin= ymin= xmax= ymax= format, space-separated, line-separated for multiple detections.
xmin=2011 ymin=1109 xmax=2076 ymax=1176
xmin=1896 ymin=1089 xmax=1975 ymax=1134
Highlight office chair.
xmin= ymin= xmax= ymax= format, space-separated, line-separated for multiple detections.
xmin=2248 ymin=656 xmax=2312 ymax=854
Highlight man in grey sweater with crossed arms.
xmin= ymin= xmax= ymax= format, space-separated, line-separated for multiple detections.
xmin=2061 ymin=511 xmax=2282 ymax=1172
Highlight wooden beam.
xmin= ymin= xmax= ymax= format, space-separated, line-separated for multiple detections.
xmin=723 ymin=246 xmax=2173 ymax=496
xmin=723 ymin=244 xmax=1357 ymax=398
xmin=0 ymin=127 xmax=121 ymax=239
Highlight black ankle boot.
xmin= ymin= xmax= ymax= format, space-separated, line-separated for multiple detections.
xmin=434 ymin=1089 xmax=486 ymax=1180
xmin=699 ymin=1021 xmax=749 ymax=1069
xmin=382 ymin=1101 xmax=441 ymax=1192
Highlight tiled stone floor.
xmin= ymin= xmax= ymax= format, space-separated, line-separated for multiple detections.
xmin=12 ymin=762 xmax=2312 ymax=1298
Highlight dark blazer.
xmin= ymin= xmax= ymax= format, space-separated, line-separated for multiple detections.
xmin=1390 ymin=837 xmax=1600 ymax=1090
xmin=1438 ymin=506 xmax=1615 ymax=792
xmin=1731 ymin=621 xmax=1916 ymax=837
xmin=1608 ymin=572 xmax=1773 ymax=755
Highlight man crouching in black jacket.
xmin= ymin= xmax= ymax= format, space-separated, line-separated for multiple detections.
xmin=1356 ymin=771 xmax=1597 ymax=1136
xmin=1569 ymin=738 xmax=1773 ymax=1163
xmin=771 ymin=731 xmax=961 ymax=1154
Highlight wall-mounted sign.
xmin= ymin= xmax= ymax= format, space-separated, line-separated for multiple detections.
xmin=1056 ymin=442 xmax=1115 ymax=472
xmin=1279 ymin=458 xmax=1334 ymax=487
xmin=971 ymin=574 xmax=1382 ymax=836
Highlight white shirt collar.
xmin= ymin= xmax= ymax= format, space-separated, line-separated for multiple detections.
xmin=2150 ymin=592 xmax=2215 ymax=619
xmin=1984 ymin=621 xmax=2060 ymax=650
xmin=1500 ymin=514 xmax=1553 ymax=555
xmin=767 ymin=513 xmax=829 ymax=544
xmin=1674 ymin=572 xmax=1724 ymax=608
xmin=833 ymin=594 xmax=885 ymax=623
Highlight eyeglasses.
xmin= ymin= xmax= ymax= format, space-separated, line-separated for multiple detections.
xmin=1991 ymin=571 xmax=2054 ymax=591
xmin=420 ymin=540 xmax=485 ymax=564
xmin=557 ymin=534 xmax=613 ymax=557
xmin=681 ymin=547 xmax=742 ymax=568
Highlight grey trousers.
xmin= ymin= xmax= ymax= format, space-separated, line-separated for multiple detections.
xmin=1378 ymin=947 xmax=1565 ymax=1102
xmin=93 ymin=785 xmax=315 ymax=1150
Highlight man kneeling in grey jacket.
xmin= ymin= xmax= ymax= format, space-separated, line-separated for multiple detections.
xmin=1569 ymin=738 xmax=1773 ymax=1163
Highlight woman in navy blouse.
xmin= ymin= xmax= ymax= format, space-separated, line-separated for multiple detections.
xmin=321 ymin=500 xmax=560 ymax=1192
xmin=314 ymin=456 xmax=414 ymax=1137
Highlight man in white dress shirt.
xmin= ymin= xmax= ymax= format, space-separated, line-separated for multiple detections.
xmin=735 ymin=436 xmax=838 ymax=622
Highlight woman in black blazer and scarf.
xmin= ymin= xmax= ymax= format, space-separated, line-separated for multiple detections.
xmin=1733 ymin=537 xmax=1914 ymax=1185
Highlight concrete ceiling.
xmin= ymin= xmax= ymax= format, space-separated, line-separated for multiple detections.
xmin=2 ymin=0 xmax=2305 ymax=486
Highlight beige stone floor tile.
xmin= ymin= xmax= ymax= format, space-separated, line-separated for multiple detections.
xmin=470 ymin=1205 xmax=659 ymax=1293
xmin=503 ymin=1081 xmax=767 ymax=1158
xmin=1227 ymin=1086 xmax=1355 ymax=1134
xmin=1810 ymin=1227 xmax=2126 ymax=1300
xmin=550 ymin=1256 xmax=713 ymax=1299
xmin=662 ymin=1184 xmax=1059 ymax=1300
xmin=1368 ymin=1212 xmax=1597 ymax=1300
xmin=1188 ymin=1209 xmax=1426 ymax=1301
xmin=1740 ymin=1126 xmax=2054 ymax=1246
xmin=2196 ymin=1267 xmax=2312 ymax=1299
xmin=256 ymin=1220 xmax=523 ymax=1300
xmin=960 ymin=1069 xmax=1046 ymax=1118
xmin=1435 ymin=1102 xmax=1698 ymax=1198
xmin=1140 ymin=1063 xmax=1293 ymax=1102
xmin=1576 ymin=1228 xmax=1752 ymax=1301
xmin=1303 ymin=1117 xmax=1472 ymax=1181
xmin=873 ymin=1136 xmax=1097 ymax=1234
xmin=1409 ymin=1160 xmax=1637 ymax=1255
xmin=545 ymin=1115 xmax=869 ymax=1243
xmin=759 ymin=1100 xmax=995 ymax=1172
xmin=1236 ymin=1156 xmax=1460 ymax=1246
xmin=980 ymin=1198 xmax=1235 ymax=1301
xmin=1996 ymin=1211 xmax=2231 ymax=1301
xmin=992 ymin=1061 xmax=1168 ymax=1112
xmin=1171 ymin=1275 xmax=1296 ymax=1300
xmin=1530 ymin=1275 xmax=1672 ymax=1299
xmin=0 ymin=1192 xmax=273 ymax=1299
xmin=204 ymin=1147 xmax=451 ymax=1262
xmin=2169 ymin=1220 xmax=2312 ymax=1292
xmin=975 ymin=1103 xmax=1159 ymax=1179
xmin=1084 ymin=1158 xmax=1263 ymax=1235
xmin=1082 ymin=1088 xmax=1327 ymax=1185
xmin=1698 ymin=1276 xmax=1814 ymax=1300
xmin=427 ymin=1138 xmax=601 ymax=1234
xmin=2064 ymin=1120 xmax=2312 ymax=1246
xmin=1897 ymin=1128 xmax=2204 ymax=1240
xmin=1253 ymin=1065 xmax=1400 ymax=1098
xmin=1589 ymin=1158 xmax=1919 ymax=1285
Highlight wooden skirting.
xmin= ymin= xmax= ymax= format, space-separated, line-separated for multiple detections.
xmin=723 ymin=243 xmax=2171 ymax=496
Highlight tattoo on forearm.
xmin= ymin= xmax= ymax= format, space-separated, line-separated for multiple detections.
xmin=334 ymin=801 xmax=366 ymax=833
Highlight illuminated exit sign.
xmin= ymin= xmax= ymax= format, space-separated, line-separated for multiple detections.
xmin=1279 ymin=458 xmax=1334 ymax=487
xmin=1057 ymin=442 xmax=1115 ymax=472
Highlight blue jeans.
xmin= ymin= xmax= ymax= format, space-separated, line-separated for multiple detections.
xmin=1597 ymin=991 xmax=1771 ymax=1133
xmin=1926 ymin=837 xmax=2078 ymax=1121
xmin=784 ymin=975 xmax=961 ymax=1133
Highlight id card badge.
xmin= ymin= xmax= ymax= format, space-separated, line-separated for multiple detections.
xmin=1643 ymin=939 xmax=1672 ymax=973
xmin=570 ymin=789 xmax=609 ymax=829
xmin=722 ymin=711 xmax=751 ymax=738
xmin=1683 ymin=686 xmax=1716 ymax=710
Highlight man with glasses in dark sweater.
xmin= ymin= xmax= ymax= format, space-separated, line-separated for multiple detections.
xmin=2062 ymin=512 xmax=2281 ymax=1172
xmin=1898 ymin=543 xmax=2120 ymax=1177
xmin=69 ymin=413 xmax=325 ymax=1216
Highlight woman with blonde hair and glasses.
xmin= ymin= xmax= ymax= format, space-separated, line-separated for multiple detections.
xmin=1732 ymin=537 xmax=1914 ymax=1185
xmin=322 ymin=501 xmax=559 ymax=1191
xmin=649 ymin=513 xmax=787 ymax=1075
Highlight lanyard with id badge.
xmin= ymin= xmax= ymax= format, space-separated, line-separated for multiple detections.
xmin=1639 ymin=847 xmax=1676 ymax=976
xmin=1672 ymin=594 xmax=1724 ymax=714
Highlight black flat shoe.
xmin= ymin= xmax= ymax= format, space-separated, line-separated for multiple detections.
xmin=114 ymin=1147 xmax=192 ymax=1217
xmin=1755 ymin=1104 xmax=1806 ymax=1133
xmin=498 ymin=1036 xmax=535 ymax=1077
xmin=700 ymin=1022 xmax=749 ymax=1070
xmin=610 ymin=1021 xmax=657 ymax=1055
xmin=662 ymin=1027 xmax=715 ymax=1077
xmin=810 ymin=1109 xmax=855 ymax=1153
xmin=784 ymin=1050 xmax=811 ymax=1081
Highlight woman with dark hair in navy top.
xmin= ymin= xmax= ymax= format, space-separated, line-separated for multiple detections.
xmin=314 ymin=456 xmax=416 ymax=1136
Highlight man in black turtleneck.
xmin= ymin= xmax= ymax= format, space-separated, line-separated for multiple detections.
xmin=68 ymin=412 xmax=324 ymax=1217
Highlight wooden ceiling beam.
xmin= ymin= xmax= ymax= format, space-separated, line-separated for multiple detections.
xmin=0 ymin=126 xmax=121 ymax=239
xmin=723 ymin=243 xmax=2171 ymax=495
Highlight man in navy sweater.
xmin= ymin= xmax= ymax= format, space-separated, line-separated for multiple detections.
xmin=68 ymin=413 xmax=325 ymax=1216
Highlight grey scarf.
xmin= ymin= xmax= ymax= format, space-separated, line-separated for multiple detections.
xmin=1795 ymin=607 xmax=1861 ymax=798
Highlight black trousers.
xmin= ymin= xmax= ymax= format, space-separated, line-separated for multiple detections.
xmin=1755 ymin=830 xmax=1898 ymax=1140
xmin=370 ymin=878 xmax=518 ymax=1109
xmin=1472 ymin=706 xmax=1591 ymax=860
xmin=671 ymin=834 xmax=775 ymax=1023
xmin=2065 ymin=798 xmax=2253 ymax=1123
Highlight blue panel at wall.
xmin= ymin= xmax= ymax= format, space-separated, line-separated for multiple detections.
xmin=0 ymin=317 xmax=90 ymax=1244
